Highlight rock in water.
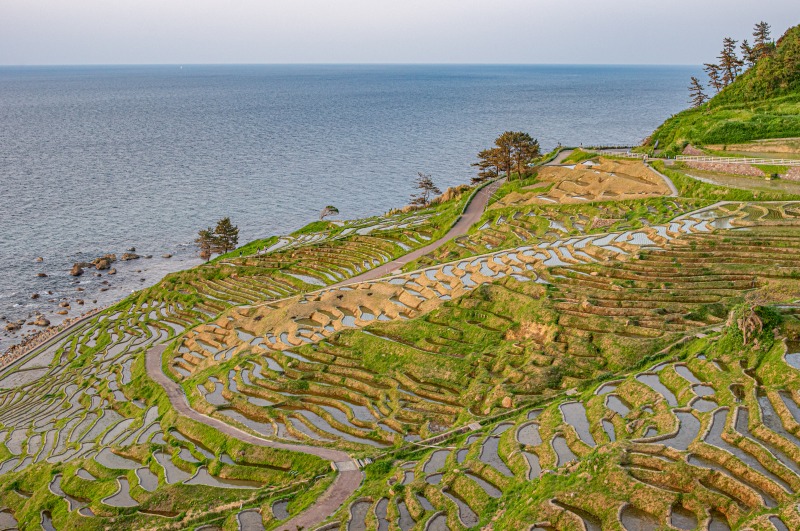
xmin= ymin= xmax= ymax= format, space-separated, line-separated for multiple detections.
xmin=36 ymin=273 xmax=48 ymax=278
xmin=120 ymin=253 xmax=140 ymax=261
xmin=126 ymin=247 xmax=136 ymax=252
xmin=94 ymin=258 xmax=112 ymax=270
xmin=34 ymin=316 xmax=50 ymax=327
xmin=70 ymin=264 xmax=84 ymax=276
xmin=108 ymin=268 xmax=117 ymax=275
xmin=34 ymin=256 xmax=44 ymax=262
xmin=162 ymin=253 xmax=172 ymax=259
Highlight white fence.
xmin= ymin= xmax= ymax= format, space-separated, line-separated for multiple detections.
xmin=676 ymin=155 xmax=800 ymax=166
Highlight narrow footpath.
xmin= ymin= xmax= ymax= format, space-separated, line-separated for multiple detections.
xmin=144 ymin=344 xmax=362 ymax=531
xmin=330 ymin=177 xmax=505 ymax=287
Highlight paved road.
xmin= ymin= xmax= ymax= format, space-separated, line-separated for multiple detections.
xmin=330 ymin=177 xmax=506 ymax=287
xmin=545 ymin=148 xmax=574 ymax=166
xmin=645 ymin=162 xmax=679 ymax=197
xmin=144 ymin=344 xmax=363 ymax=531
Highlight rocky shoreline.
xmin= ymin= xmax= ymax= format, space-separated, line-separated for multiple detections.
xmin=0 ymin=307 xmax=102 ymax=368
xmin=0 ymin=246 xmax=201 ymax=356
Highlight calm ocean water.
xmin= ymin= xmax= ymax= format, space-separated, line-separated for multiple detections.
xmin=0 ymin=64 xmax=698 ymax=349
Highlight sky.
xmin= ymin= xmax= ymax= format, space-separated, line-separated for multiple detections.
xmin=1 ymin=0 xmax=797 ymax=65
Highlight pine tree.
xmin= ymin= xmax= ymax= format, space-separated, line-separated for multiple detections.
xmin=319 ymin=205 xmax=339 ymax=220
xmin=717 ymin=37 xmax=743 ymax=86
xmin=753 ymin=21 xmax=774 ymax=59
xmin=688 ymin=76 xmax=708 ymax=107
xmin=509 ymin=132 xmax=541 ymax=179
xmin=472 ymin=148 xmax=501 ymax=184
xmin=195 ymin=228 xmax=216 ymax=261
xmin=740 ymin=39 xmax=757 ymax=68
xmin=213 ymin=217 xmax=239 ymax=253
xmin=409 ymin=173 xmax=442 ymax=207
xmin=704 ymin=63 xmax=724 ymax=93
xmin=493 ymin=132 xmax=516 ymax=179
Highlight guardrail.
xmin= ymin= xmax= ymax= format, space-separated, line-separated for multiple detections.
xmin=676 ymin=155 xmax=800 ymax=166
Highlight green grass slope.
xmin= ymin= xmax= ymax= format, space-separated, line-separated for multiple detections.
xmin=648 ymin=23 xmax=800 ymax=155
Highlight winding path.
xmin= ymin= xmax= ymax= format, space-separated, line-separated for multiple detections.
xmin=145 ymin=180 xmax=508 ymax=529
xmin=144 ymin=344 xmax=362 ymax=531
xmin=331 ymin=177 xmax=506 ymax=287
xmin=645 ymin=162 xmax=679 ymax=197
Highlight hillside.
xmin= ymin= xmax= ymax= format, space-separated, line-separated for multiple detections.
xmin=1 ymin=146 xmax=800 ymax=530
xmin=648 ymin=23 xmax=800 ymax=155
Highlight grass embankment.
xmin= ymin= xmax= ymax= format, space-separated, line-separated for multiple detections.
xmin=560 ymin=149 xmax=599 ymax=164
xmin=647 ymin=23 xmax=800 ymax=155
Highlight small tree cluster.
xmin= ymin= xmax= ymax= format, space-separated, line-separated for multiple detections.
xmin=695 ymin=21 xmax=774 ymax=101
xmin=195 ymin=217 xmax=239 ymax=261
xmin=410 ymin=172 xmax=442 ymax=207
xmin=472 ymin=131 xmax=540 ymax=184
xmin=319 ymin=205 xmax=339 ymax=220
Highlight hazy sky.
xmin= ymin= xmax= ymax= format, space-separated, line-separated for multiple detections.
xmin=1 ymin=0 xmax=797 ymax=65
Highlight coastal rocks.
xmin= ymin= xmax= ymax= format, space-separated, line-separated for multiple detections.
xmin=92 ymin=254 xmax=116 ymax=270
xmin=108 ymin=269 xmax=117 ymax=275
xmin=58 ymin=302 xmax=70 ymax=309
xmin=126 ymin=247 xmax=136 ymax=252
xmin=70 ymin=264 xmax=84 ymax=277
xmin=34 ymin=257 xmax=44 ymax=262
xmin=30 ymin=294 xmax=40 ymax=300
xmin=120 ymin=253 xmax=140 ymax=261
xmin=56 ymin=310 xmax=68 ymax=315
xmin=36 ymin=273 xmax=48 ymax=278
xmin=5 ymin=323 xmax=21 ymax=332
xmin=33 ymin=317 xmax=50 ymax=327
xmin=162 ymin=254 xmax=172 ymax=259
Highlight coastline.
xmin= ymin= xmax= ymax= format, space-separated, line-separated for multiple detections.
xmin=0 ymin=251 xmax=203 ymax=359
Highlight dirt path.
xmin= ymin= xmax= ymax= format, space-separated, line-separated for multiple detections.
xmin=645 ymin=162 xmax=679 ymax=196
xmin=144 ymin=344 xmax=362 ymax=530
xmin=330 ymin=178 xmax=506 ymax=287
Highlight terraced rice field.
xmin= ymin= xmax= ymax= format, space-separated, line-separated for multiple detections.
xmin=2 ymin=162 xmax=800 ymax=530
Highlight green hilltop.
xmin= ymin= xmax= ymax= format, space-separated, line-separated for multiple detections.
xmin=648 ymin=23 xmax=800 ymax=155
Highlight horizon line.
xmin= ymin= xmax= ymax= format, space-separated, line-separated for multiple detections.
xmin=0 ymin=62 xmax=702 ymax=68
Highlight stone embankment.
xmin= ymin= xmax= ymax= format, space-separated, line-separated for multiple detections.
xmin=685 ymin=161 xmax=800 ymax=181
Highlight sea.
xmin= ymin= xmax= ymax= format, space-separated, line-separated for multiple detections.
xmin=0 ymin=64 xmax=699 ymax=351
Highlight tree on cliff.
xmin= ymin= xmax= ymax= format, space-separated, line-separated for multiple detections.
xmin=319 ymin=205 xmax=339 ymax=220
xmin=471 ymin=148 xmax=501 ymax=184
xmin=704 ymin=63 xmax=724 ymax=93
xmin=688 ymin=77 xmax=708 ymax=107
xmin=195 ymin=228 xmax=216 ymax=261
xmin=214 ymin=217 xmax=239 ymax=253
xmin=410 ymin=173 xmax=441 ymax=207
xmin=740 ymin=39 xmax=757 ymax=68
xmin=718 ymin=37 xmax=743 ymax=85
xmin=753 ymin=21 xmax=774 ymax=59
xmin=508 ymin=131 xmax=540 ymax=179
xmin=474 ymin=131 xmax=541 ymax=182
